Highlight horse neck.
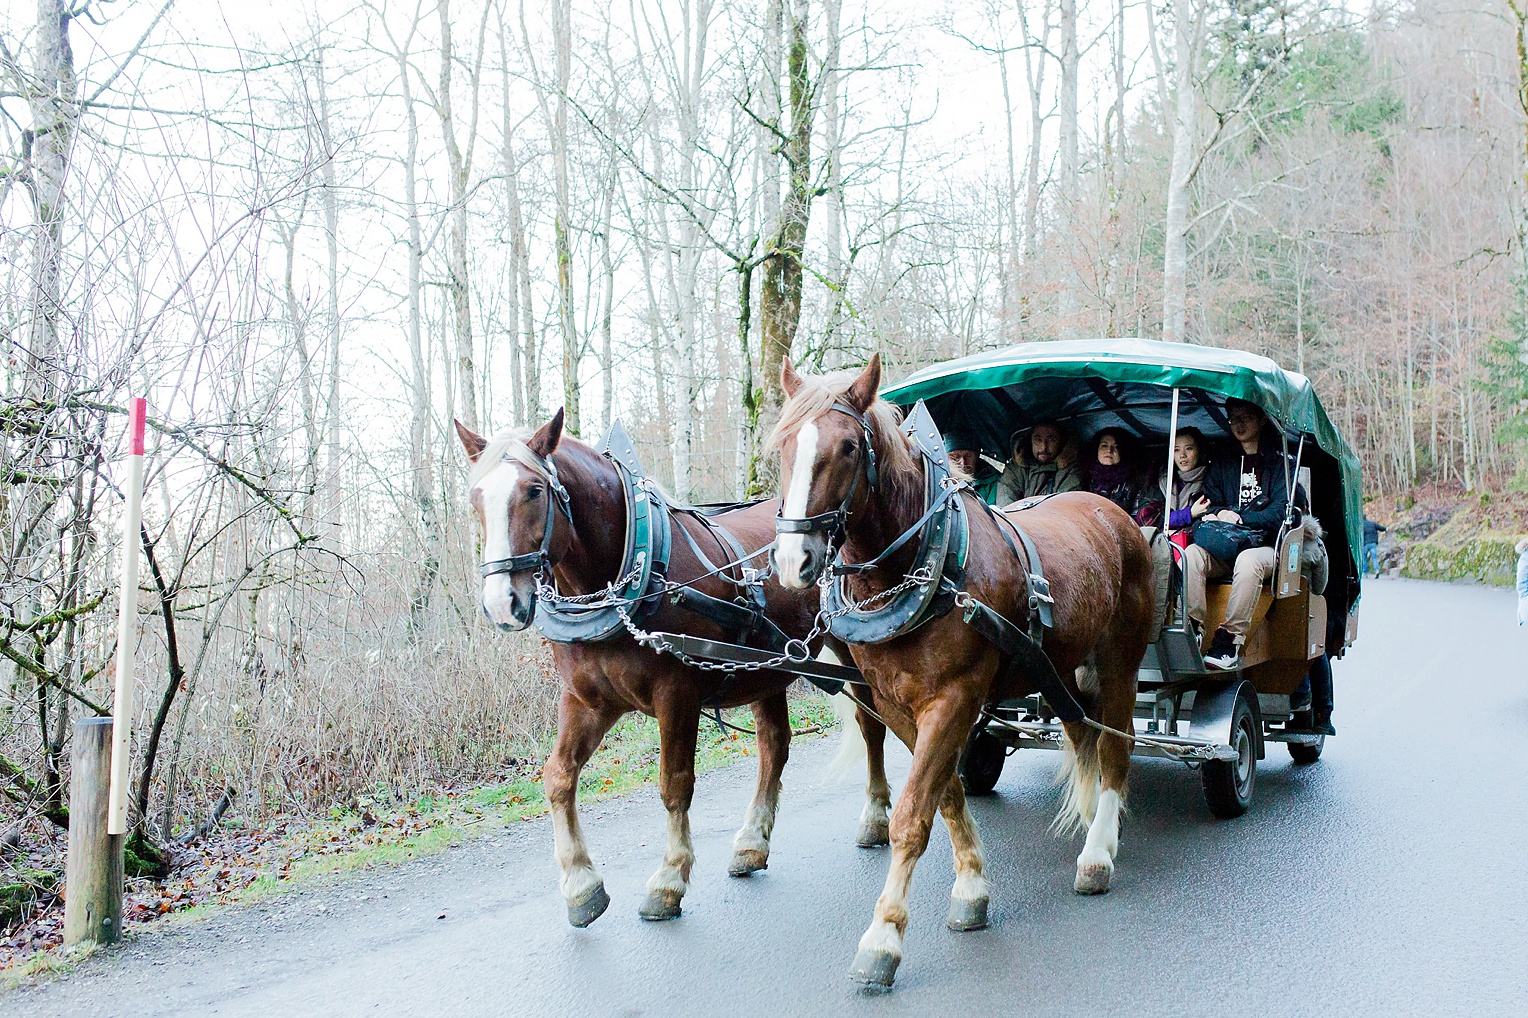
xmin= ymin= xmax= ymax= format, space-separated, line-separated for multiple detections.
xmin=549 ymin=443 xmax=627 ymax=595
xmin=840 ymin=428 xmax=925 ymax=583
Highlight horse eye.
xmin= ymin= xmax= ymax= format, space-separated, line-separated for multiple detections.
xmin=525 ymin=486 xmax=544 ymax=501
xmin=840 ymin=438 xmax=856 ymax=457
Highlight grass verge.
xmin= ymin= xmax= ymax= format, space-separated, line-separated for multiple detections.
xmin=2 ymin=692 xmax=840 ymax=988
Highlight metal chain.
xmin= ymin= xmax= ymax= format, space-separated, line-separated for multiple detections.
xmin=534 ymin=563 xmax=644 ymax=608
xmin=609 ymin=564 xmax=937 ymax=678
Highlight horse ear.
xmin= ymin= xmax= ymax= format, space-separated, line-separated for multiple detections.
xmin=528 ymin=407 xmax=565 ymax=458
xmin=842 ymin=353 xmax=881 ymax=412
xmin=781 ymin=356 xmax=803 ymax=399
xmin=455 ymin=419 xmax=488 ymax=462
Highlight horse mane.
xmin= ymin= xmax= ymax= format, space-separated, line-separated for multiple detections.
xmin=768 ymin=370 xmax=916 ymax=478
xmin=466 ymin=427 xmax=560 ymax=488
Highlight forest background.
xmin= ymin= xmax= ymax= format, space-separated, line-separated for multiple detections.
xmin=3 ymin=0 xmax=1527 ymax=928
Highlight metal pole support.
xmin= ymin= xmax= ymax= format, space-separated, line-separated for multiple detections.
xmin=64 ymin=716 xmax=124 ymax=947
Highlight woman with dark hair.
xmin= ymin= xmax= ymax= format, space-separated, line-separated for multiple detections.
xmin=1085 ymin=427 xmax=1146 ymax=515
xmin=1137 ymin=426 xmax=1211 ymax=540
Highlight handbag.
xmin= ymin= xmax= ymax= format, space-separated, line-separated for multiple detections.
xmin=1191 ymin=519 xmax=1264 ymax=563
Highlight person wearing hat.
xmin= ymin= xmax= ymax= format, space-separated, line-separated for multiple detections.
xmin=995 ymin=421 xmax=1083 ymax=505
xmin=943 ymin=425 xmax=1001 ymax=503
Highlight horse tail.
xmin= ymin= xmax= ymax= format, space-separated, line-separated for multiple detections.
xmin=1053 ymin=724 xmax=1102 ymax=837
xmin=1053 ymin=664 xmax=1102 ymax=837
xmin=822 ymin=689 xmax=867 ymax=781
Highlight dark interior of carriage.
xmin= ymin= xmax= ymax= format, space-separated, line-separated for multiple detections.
xmin=915 ymin=379 xmax=1360 ymax=655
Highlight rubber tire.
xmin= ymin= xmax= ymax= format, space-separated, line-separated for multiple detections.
xmin=958 ymin=729 xmax=1005 ymax=796
xmin=1287 ymin=736 xmax=1324 ymax=765
xmin=1202 ymin=691 xmax=1257 ymax=819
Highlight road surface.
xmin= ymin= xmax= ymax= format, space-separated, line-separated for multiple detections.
xmin=8 ymin=577 xmax=1527 ymax=1016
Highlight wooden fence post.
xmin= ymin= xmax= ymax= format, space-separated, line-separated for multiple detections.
xmin=64 ymin=717 xmax=123 ymax=947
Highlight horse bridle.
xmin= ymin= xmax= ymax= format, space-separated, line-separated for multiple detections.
xmin=478 ymin=449 xmax=574 ymax=580
xmin=774 ymin=402 xmax=880 ymax=548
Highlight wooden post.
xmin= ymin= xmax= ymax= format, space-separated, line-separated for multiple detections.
xmin=108 ymin=397 xmax=146 ymax=835
xmin=64 ymin=717 xmax=123 ymax=946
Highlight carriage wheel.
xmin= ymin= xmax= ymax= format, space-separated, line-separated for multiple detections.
xmin=1287 ymin=736 xmax=1324 ymax=765
xmin=1202 ymin=689 xmax=1257 ymax=818
xmin=958 ymin=728 xmax=1006 ymax=796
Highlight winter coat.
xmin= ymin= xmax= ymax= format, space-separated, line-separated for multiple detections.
xmin=1201 ymin=444 xmax=1305 ymax=545
xmin=995 ymin=442 xmax=1083 ymax=505
xmin=1085 ymin=463 xmax=1148 ymax=516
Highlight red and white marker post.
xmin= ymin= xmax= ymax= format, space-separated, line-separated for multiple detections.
xmin=107 ymin=398 xmax=147 ymax=836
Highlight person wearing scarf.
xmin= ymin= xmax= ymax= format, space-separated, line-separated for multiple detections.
xmin=1085 ymin=428 xmax=1146 ymax=515
xmin=1139 ymin=426 xmax=1211 ymax=535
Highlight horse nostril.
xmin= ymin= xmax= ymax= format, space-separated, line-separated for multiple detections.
xmin=800 ymin=548 xmax=817 ymax=578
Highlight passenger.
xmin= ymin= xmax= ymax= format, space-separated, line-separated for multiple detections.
xmin=1084 ymin=427 xmax=1147 ymax=515
xmin=1183 ymin=399 xmax=1303 ymax=671
xmin=943 ymin=426 xmax=1001 ymax=503
xmin=1138 ymin=427 xmax=1212 ymax=543
xmin=995 ymin=421 xmax=1082 ymax=505
xmin=1516 ymin=536 xmax=1527 ymax=627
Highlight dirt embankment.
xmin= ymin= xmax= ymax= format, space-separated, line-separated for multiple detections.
xmin=1368 ymin=485 xmax=1528 ymax=585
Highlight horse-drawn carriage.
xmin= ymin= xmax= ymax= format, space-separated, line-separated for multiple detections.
xmin=460 ymin=336 xmax=1363 ymax=988
xmin=880 ymin=338 xmax=1364 ymax=817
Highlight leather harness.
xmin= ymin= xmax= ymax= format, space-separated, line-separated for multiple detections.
xmin=484 ymin=421 xmax=783 ymax=652
xmin=778 ymin=401 xmax=1085 ymax=724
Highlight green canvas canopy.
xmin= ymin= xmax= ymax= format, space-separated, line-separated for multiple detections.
xmin=880 ymin=338 xmax=1364 ymax=623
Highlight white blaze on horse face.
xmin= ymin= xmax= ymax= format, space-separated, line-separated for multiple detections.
xmin=477 ymin=461 xmax=522 ymax=625
xmin=775 ymin=420 xmax=820 ymax=588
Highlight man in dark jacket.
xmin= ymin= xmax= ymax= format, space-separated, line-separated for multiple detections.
xmin=1185 ymin=399 xmax=1304 ymax=671
xmin=1362 ymin=517 xmax=1386 ymax=576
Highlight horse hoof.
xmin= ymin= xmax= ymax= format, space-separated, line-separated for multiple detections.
xmin=638 ymin=890 xmax=683 ymax=921
xmin=567 ymin=883 xmax=611 ymax=927
xmin=1074 ymin=863 xmax=1112 ymax=895
xmin=848 ymin=948 xmax=900 ymax=987
xmin=946 ymin=895 xmax=989 ymax=932
xmin=728 ymin=849 xmax=768 ymax=877
xmin=855 ymin=822 xmax=890 ymax=848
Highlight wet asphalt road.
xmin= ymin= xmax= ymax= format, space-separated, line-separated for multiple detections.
xmin=8 ymin=577 xmax=1528 ymax=1017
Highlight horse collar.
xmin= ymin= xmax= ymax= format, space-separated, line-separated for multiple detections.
xmin=534 ymin=424 xmax=673 ymax=644
xmin=821 ymin=401 xmax=969 ymax=645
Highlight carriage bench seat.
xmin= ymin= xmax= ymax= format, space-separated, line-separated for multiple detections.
xmin=1198 ymin=579 xmax=1326 ymax=695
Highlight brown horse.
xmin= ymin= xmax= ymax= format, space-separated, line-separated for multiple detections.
xmin=457 ymin=409 xmax=891 ymax=926
xmin=770 ymin=356 xmax=1154 ymax=987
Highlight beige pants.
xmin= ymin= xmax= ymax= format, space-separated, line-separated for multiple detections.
xmin=1183 ymin=544 xmax=1277 ymax=639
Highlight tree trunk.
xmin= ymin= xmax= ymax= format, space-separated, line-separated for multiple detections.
xmin=400 ymin=28 xmax=439 ymax=637
xmin=552 ymin=0 xmax=579 ymax=435
xmin=820 ymin=0 xmax=845 ymax=345
xmin=756 ymin=0 xmax=814 ymax=495
xmin=436 ymin=0 xmax=483 ymax=433
xmin=1162 ymin=0 xmax=1202 ymax=343
xmin=599 ymin=152 xmax=617 ymax=433
xmin=500 ymin=59 xmax=539 ymax=424
xmin=1056 ymin=0 xmax=1079 ymax=334
xmin=280 ymin=222 xmax=322 ymax=508
xmin=316 ymin=42 xmax=343 ymax=481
